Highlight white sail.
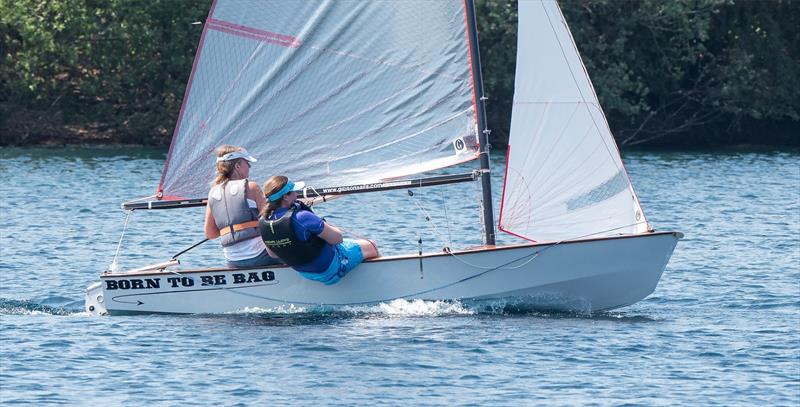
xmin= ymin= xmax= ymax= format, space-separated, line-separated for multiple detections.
xmin=157 ymin=0 xmax=479 ymax=201
xmin=498 ymin=0 xmax=649 ymax=242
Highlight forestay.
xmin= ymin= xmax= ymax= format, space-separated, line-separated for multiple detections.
xmin=156 ymin=0 xmax=480 ymax=201
xmin=499 ymin=0 xmax=649 ymax=242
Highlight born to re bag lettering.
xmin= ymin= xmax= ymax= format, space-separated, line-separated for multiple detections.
xmin=105 ymin=272 xmax=275 ymax=290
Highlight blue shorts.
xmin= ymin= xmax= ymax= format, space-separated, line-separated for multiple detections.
xmin=227 ymin=249 xmax=281 ymax=269
xmin=298 ymin=239 xmax=364 ymax=285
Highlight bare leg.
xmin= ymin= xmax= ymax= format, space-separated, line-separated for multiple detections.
xmin=357 ymin=239 xmax=379 ymax=259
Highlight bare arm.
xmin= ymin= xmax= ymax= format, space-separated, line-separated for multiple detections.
xmin=204 ymin=204 xmax=220 ymax=239
xmin=317 ymin=223 xmax=343 ymax=245
xmin=247 ymin=181 xmax=267 ymax=214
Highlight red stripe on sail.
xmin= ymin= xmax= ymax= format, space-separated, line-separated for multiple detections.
xmin=159 ymin=195 xmax=193 ymax=201
xmin=206 ymin=18 xmax=302 ymax=48
xmin=499 ymin=226 xmax=538 ymax=243
xmin=497 ymin=144 xmax=537 ymax=243
xmin=208 ymin=18 xmax=298 ymax=43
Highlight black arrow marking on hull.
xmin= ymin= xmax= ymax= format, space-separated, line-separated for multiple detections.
xmin=114 ymin=298 xmax=144 ymax=306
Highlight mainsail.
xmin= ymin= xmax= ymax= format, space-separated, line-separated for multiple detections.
xmin=499 ymin=0 xmax=649 ymax=242
xmin=156 ymin=0 xmax=480 ymax=201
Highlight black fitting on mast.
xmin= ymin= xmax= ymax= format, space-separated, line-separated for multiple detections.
xmin=465 ymin=0 xmax=496 ymax=245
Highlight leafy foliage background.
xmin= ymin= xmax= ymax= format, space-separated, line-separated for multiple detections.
xmin=1 ymin=0 xmax=797 ymax=147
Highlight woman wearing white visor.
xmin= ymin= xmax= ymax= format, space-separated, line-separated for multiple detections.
xmin=203 ymin=145 xmax=280 ymax=268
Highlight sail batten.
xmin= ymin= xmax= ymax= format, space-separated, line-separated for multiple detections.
xmin=499 ymin=0 xmax=649 ymax=242
xmin=154 ymin=0 xmax=480 ymax=203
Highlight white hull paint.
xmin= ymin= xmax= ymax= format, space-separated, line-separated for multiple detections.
xmin=85 ymin=232 xmax=681 ymax=315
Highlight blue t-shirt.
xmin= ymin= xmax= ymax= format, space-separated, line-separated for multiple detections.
xmin=271 ymin=207 xmax=334 ymax=273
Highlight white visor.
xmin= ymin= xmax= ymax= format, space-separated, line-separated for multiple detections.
xmin=216 ymin=149 xmax=257 ymax=163
xmin=291 ymin=181 xmax=306 ymax=192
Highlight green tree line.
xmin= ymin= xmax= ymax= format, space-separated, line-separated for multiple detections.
xmin=1 ymin=0 xmax=798 ymax=147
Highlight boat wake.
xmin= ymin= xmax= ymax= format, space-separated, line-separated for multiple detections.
xmin=0 ymin=298 xmax=83 ymax=316
xmin=231 ymin=299 xmax=475 ymax=317
xmin=1 ymin=296 xmax=653 ymax=321
xmin=225 ymin=297 xmax=649 ymax=320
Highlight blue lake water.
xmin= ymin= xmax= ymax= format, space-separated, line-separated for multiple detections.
xmin=1 ymin=147 xmax=798 ymax=405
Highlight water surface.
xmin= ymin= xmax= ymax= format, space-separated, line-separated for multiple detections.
xmin=1 ymin=147 xmax=798 ymax=405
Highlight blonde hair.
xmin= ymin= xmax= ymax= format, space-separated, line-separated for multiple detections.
xmin=212 ymin=145 xmax=242 ymax=186
xmin=261 ymin=175 xmax=289 ymax=218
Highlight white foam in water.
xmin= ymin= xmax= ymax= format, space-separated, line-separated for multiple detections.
xmin=343 ymin=299 xmax=475 ymax=316
xmin=8 ymin=308 xmax=50 ymax=316
xmin=1 ymin=307 xmax=87 ymax=317
xmin=232 ymin=304 xmax=311 ymax=314
xmin=228 ymin=299 xmax=474 ymax=316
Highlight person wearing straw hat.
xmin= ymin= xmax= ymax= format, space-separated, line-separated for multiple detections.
xmin=204 ymin=145 xmax=280 ymax=268
xmin=260 ymin=175 xmax=379 ymax=285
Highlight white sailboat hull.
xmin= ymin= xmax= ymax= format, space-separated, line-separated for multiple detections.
xmin=85 ymin=232 xmax=681 ymax=315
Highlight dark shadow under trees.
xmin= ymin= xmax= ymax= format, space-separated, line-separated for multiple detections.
xmin=1 ymin=0 xmax=797 ymax=148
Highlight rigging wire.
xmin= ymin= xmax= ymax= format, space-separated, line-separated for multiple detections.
xmin=439 ymin=186 xmax=453 ymax=249
xmin=402 ymin=177 xmax=651 ymax=272
xmin=407 ymin=188 xmax=449 ymax=247
xmin=108 ymin=210 xmax=133 ymax=273
xmin=474 ymin=174 xmax=488 ymax=244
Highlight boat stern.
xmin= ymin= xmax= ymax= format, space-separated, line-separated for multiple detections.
xmin=85 ymin=281 xmax=108 ymax=316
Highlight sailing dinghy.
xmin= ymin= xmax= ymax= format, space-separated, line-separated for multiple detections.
xmin=85 ymin=0 xmax=681 ymax=315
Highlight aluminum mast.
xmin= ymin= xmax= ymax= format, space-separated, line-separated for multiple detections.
xmin=465 ymin=0 xmax=496 ymax=245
